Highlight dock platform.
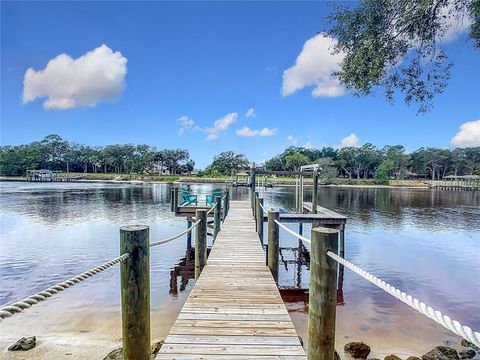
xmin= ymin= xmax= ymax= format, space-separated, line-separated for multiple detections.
xmin=157 ymin=200 xmax=306 ymax=359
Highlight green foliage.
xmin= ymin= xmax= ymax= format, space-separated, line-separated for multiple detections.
xmin=326 ymin=0 xmax=477 ymax=113
xmin=205 ymin=151 xmax=249 ymax=175
xmin=316 ymin=157 xmax=337 ymax=184
xmin=0 ymin=135 xmax=193 ymax=176
xmin=285 ymin=153 xmax=310 ymax=171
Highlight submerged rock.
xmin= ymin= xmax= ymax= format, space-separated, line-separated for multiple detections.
xmin=407 ymin=357 xmax=421 ymax=360
xmin=335 ymin=350 xmax=341 ymax=360
xmin=422 ymin=346 xmax=459 ymax=360
xmin=344 ymin=342 xmax=371 ymax=359
xmin=458 ymin=350 xmax=476 ymax=359
xmin=8 ymin=336 xmax=36 ymax=351
xmin=385 ymin=355 xmax=402 ymax=360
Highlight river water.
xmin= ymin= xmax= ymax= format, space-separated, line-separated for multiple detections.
xmin=0 ymin=181 xmax=479 ymax=358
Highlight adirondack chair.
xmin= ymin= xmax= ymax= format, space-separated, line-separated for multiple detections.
xmin=206 ymin=188 xmax=224 ymax=207
xmin=180 ymin=189 xmax=198 ymax=205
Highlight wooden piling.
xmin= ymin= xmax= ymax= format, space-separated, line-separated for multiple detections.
xmin=120 ymin=225 xmax=150 ymax=360
xmin=267 ymin=210 xmax=280 ymax=283
xmin=257 ymin=198 xmax=264 ymax=243
xmin=213 ymin=196 xmax=221 ymax=241
xmin=195 ymin=209 xmax=207 ymax=280
xmin=312 ymin=171 xmax=318 ymax=214
xmin=173 ymin=187 xmax=179 ymax=213
xmin=186 ymin=219 xmax=192 ymax=261
xmin=222 ymin=190 xmax=228 ymax=220
xmin=170 ymin=187 xmax=175 ymax=212
xmin=308 ymin=227 xmax=338 ymax=360
xmin=250 ymin=163 xmax=256 ymax=212
xmin=254 ymin=192 xmax=259 ymax=231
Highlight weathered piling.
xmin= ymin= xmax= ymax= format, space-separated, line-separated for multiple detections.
xmin=222 ymin=190 xmax=228 ymax=220
xmin=267 ymin=210 xmax=279 ymax=283
xmin=186 ymin=219 xmax=192 ymax=261
xmin=312 ymin=171 xmax=318 ymax=213
xmin=250 ymin=163 xmax=256 ymax=212
xmin=195 ymin=209 xmax=207 ymax=280
xmin=213 ymin=196 xmax=221 ymax=241
xmin=173 ymin=187 xmax=179 ymax=213
xmin=120 ymin=225 xmax=150 ymax=360
xmin=254 ymin=192 xmax=259 ymax=231
xmin=256 ymin=197 xmax=264 ymax=243
xmin=308 ymin=227 xmax=339 ymax=360
xmin=170 ymin=187 xmax=175 ymax=212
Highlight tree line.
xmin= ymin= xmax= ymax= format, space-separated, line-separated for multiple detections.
xmin=265 ymin=145 xmax=480 ymax=181
xmin=0 ymin=134 xmax=195 ymax=176
xmin=205 ymin=146 xmax=480 ymax=182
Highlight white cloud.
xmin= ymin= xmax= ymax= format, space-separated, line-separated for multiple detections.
xmin=245 ymin=107 xmax=257 ymax=118
xmin=236 ymin=126 xmax=277 ymax=137
xmin=339 ymin=133 xmax=360 ymax=148
xmin=177 ymin=116 xmax=197 ymax=135
xmin=303 ymin=141 xmax=314 ymax=149
xmin=438 ymin=2 xmax=473 ymax=43
xmin=205 ymin=113 xmax=238 ymax=141
xmin=450 ymin=120 xmax=480 ymax=148
xmin=282 ymin=34 xmax=345 ymax=98
xmin=286 ymin=135 xmax=299 ymax=145
xmin=23 ymin=44 xmax=127 ymax=110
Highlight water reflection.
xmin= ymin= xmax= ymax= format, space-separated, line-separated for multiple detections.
xmin=0 ymin=182 xmax=479 ymax=355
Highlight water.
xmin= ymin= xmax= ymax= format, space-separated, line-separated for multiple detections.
xmin=0 ymin=182 xmax=479 ymax=356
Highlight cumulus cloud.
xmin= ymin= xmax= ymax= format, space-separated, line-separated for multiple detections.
xmin=450 ymin=120 xmax=480 ymax=148
xmin=303 ymin=141 xmax=314 ymax=149
xmin=176 ymin=112 xmax=238 ymax=140
xmin=339 ymin=133 xmax=360 ymax=148
xmin=177 ymin=116 xmax=197 ymax=135
xmin=245 ymin=107 xmax=257 ymax=118
xmin=23 ymin=44 xmax=127 ymax=110
xmin=205 ymin=113 xmax=238 ymax=141
xmin=286 ymin=134 xmax=299 ymax=145
xmin=236 ymin=127 xmax=277 ymax=137
xmin=282 ymin=34 xmax=345 ymax=98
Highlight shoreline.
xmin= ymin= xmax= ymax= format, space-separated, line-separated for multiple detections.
xmin=0 ymin=177 xmax=430 ymax=189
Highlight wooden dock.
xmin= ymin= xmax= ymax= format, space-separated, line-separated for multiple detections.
xmin=157 ymin=200 xmax=307 ymax=359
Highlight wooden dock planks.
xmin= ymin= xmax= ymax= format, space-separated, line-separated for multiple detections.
xmin=157 ymin=200 xmax=306 ymax=359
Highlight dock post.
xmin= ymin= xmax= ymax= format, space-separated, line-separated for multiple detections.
xmin=254 ymin=192 xmax=259 ymax=231
xmin=173 ymin=187 xmax=179 ymax=213
xmin=257 ymin=198 xmax=264 ymax=243
xmin=267 ymin=210 xmax=280 ymax=283
xmin=226 ymin=189 xmax=230 ymax=215
xmin=222 ymin=190 xmax=228 ymax=220
xmin=312 ymin=171 xmax=318 ymax=214
xmin=250 ymin=163 xmax=256 ymax=213
xmin=213 ymin=196 xmax=221 ymax=241
xmin=120 ymin=225 xmax=150 ymax=360
xmin=170 ymin=187 xmax=175 ymax=212
xmin=308 ymin=227 xmax=338 ymax=360
xmin=195 ymin=209 xmax=207 ymax=280
xmin=186 ymin=219 xmax=192 ymax=261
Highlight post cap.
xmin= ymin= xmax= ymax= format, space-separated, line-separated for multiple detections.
xmin=120 ymin=225 xmax=149 ymax=232
xmin=312 ymin=227 xmax=339 ymax=234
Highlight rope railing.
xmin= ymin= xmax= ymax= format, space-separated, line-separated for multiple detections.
xmin=268 ymin=221 xmax=480 ymax=347
xmin=0 ymin=252 xmax=131 ymax=322
xmin=326 ymin=250 xmax=480 ymax=347
xmin=150 ymin=219 xmax=201 ymax=247
xmin=274 ymin=219 xmax=310 ymax=243
xmin=259 ymin=202 xmax=267 ymax=214
xmin=206 ymin=205 xmax=215 ymax=215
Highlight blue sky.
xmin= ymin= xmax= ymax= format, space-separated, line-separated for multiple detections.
xmin=1 ymin=1 xmax=479 ymax=168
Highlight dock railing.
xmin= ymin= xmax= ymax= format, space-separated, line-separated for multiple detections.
xmin=253 ymin=193 xmax=480 ymax=357
xmin=0 ymin=187 xmax=230 ymax=360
